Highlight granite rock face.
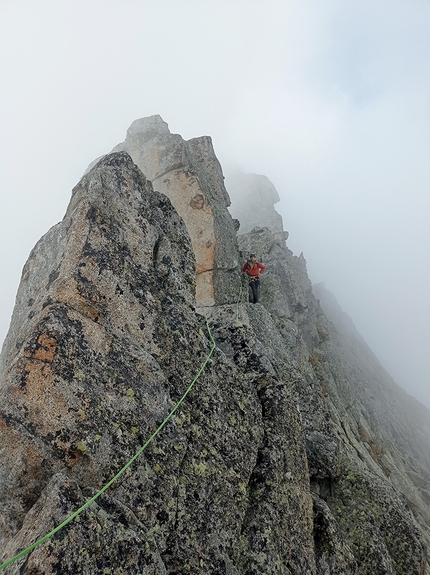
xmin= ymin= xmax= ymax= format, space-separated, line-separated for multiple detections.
xmin=1 ymin=122 xmax=430 ymax=575
xmin=235 ymin=224 xmax=429 ymax=574
xmin=313 ymin=283 xmax=430 ymax=543
xmin=0 ymin=152 xmax=315 ymax=574
xmin=111 ymin=115 xmax=240 ymax=307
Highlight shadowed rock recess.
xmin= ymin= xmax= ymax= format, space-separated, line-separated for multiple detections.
xmin=0 ymin=119 xmax=429 ymax=574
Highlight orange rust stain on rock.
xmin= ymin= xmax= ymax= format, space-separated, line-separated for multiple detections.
xmin=66 ymin=451 xmax=84 ymax=468
xmin=24 ymin=333 xmax=57 ymax=362
xmin=25 ymin=446 xmax=47 ymax=481
xmin=56 ymin=279 xmax=100 ymax=321
xmin=190 ymin=194 xmax=205 ymax=209
xmin=78 ymin=300 xmax=100 ymax=321
xmin=18 ymin=361 xmax=70 ymax=435
xmin=194 ymin=237 xmax=215 ymax=276
xmin=0 ymin=418 xmax=8 ymax=429
xmin=34 ymin=334 xmax=57 ymax=362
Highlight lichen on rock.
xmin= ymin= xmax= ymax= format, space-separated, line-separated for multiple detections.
xmin=1 ymin=120 xmax=430 ymax=574
xmin=111 ymin=115 xmax=240 ymax=307
xmin=0 ymin=151 xmax=313 ymax=574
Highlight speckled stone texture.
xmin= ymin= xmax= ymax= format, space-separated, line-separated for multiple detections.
xmin=235 ymin=225 xmax=429 ymax=574
xmin=1 ymin=136 xmax=430 ymax=574
xmin=111 ymin=115 xmax=240 ymax=307
xmin=0 ymin=153 xmax=315 ymax=574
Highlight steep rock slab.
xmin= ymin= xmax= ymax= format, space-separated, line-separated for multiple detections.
xmin=0 ymin=153 xmax=315 ymax=574
xmin=112 ymin=115 xmax=240 ymax=307
xmin=312 ymin=282 xmax=430 ymax=554
xmin=235 ymin=225 xmax=428 ymax=574
xmin=203 ymin=304 xmax=319 ymax=574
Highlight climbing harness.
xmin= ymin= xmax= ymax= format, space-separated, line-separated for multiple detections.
xmin=0 ymin=322 xmax=216 ymax=572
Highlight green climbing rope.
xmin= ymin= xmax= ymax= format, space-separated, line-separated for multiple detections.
xmin=0 ymin=321 xmax=216 ymax=572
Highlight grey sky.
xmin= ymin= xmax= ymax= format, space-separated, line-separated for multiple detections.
xmin=1 ymin=0 xmax=429 ymax=407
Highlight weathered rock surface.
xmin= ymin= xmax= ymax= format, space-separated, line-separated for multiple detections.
xmin=0 ymin=152 xmax=315 ymax=574
xmin=1 ymin=121 xmax=430 ymax=575
xmin=235 ymin=224 xmax=429 ymax=574
xmin=111 ymin=115 xmax=240 ymax=307
xmin=313 ymin=283 xmax=430 ymax=542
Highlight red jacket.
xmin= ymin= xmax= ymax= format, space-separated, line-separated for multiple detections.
xmin=241 ymin=260 xmax=266 ymax=277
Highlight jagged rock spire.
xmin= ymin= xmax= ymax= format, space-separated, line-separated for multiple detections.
xmin=112 ymin=115 xmax=240 ymax=307
xmin=227 ymin=171 xmax=286 ymax=240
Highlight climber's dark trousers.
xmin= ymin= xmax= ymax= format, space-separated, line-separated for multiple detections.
xmin=249 ymin=277 xmax=260 ymax=304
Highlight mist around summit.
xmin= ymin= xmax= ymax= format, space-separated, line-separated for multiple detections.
xmin=1 ymin=116 xmax=430 ymax=573
xmin=0 ymin=1 xmax=429 ymax=411
xmin=0 ymin=1 xmax=429 ymax=571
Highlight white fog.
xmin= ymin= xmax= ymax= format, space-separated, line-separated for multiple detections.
xmin=0 ymin=0 xmax=429 ymax=406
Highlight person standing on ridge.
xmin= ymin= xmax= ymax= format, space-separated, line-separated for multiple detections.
xmin=241 ymin=253 xmax=266 ymax=304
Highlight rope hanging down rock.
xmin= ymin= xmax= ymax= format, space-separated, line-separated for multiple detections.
xmin=0 ymin=321 xmax=217 ymax=572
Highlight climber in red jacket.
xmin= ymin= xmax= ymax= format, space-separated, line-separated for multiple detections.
xmin=241 ymin=253 xmax=266 ymax=304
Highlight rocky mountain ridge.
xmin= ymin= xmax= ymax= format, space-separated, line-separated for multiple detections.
xmin=0 ymin=116 xmax=429 ymax=574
